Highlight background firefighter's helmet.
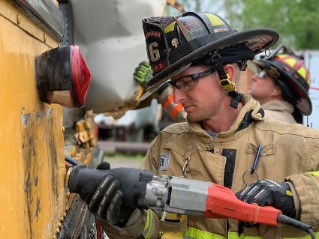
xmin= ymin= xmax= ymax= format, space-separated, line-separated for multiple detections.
xmin=142 ymin=12 xmax=279 ymax=97
xmin=249 ymin=44 xmax=312 ymax=116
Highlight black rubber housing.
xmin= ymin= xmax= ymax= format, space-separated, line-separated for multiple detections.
xmin=68 ymin=165 xmax=154 ymax=210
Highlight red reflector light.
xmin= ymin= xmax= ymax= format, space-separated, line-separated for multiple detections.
xmin=36 ymin=45 xmax=91 ymax=108
xmin=71 ymin=46 xmax=91 ymax=107
xmin=94 ymin=122 xmax=99 ymax=138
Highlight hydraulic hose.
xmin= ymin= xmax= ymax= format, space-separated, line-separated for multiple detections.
xmin=277 ymin=214 xmax=315 ymax=239
xmin=65 ymin=154 xmax=80 ymax=165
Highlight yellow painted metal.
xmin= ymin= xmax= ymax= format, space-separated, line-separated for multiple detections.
xmin=0 ymin=0 xmax=65 ymax=238
xmin=74 ymin=113 xmax=97 ymax=147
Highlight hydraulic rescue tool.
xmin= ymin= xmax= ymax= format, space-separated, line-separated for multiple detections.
xmin=66 ymin=165 xmax=316 ymax=238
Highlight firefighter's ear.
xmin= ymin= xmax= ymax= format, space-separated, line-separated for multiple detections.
xmin=224 ymin=64 xmax=236 ymax=83
xmin=271 ymin=87 xmax=282 ymax=96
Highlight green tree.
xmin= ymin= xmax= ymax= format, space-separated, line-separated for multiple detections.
xmin=223 ymin=0 xmax=319 ymax=49
xmin=165 ymin=0 xmax=208 ymax=16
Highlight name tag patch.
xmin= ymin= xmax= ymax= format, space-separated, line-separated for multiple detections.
xmin=158 ymin=153 xmax=170 ymax=171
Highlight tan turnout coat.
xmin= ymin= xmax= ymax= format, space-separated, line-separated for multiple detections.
xmin=103 ymin=94 xmax=319 ymax=239
xmin=262 ymin=100 xmax=297 ymax=124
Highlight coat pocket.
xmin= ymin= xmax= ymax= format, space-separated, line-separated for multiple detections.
xmin=157 ymin=140 xmax=189 ymax=174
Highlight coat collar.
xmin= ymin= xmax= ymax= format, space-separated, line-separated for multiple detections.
xmin=187 ymin=94 xmax=265 ymax=145
xmin=262 ymin=100 xmax=294 ymax=114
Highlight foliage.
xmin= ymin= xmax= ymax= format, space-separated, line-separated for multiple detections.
xmin=108 ymin=153 xmax=145 ymax=161
xmin=165 ymin=0 xmax=216 ymax=16
xmin=223 ymin=0 xmax=319 ymax=49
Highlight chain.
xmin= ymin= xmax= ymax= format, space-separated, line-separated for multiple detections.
xmin=180 ymin=136 xmax=194 ymax=178
xmin=181 ymin=157 xmax=191 ymax=178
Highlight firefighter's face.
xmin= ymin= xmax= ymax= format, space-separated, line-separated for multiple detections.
xmin=248 ymin=70 xmax=278 ymax=105
xmin=171 ymin=65 xmax=225 ymax=122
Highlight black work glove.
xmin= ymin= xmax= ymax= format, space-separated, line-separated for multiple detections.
xmin=236 ymin=179 xmax=296 ymax=228
xmin=79 ymin=162 xmax=134 ymax=226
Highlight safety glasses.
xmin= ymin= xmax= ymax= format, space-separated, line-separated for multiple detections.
xmin=257 ymin=70 xmax=268 ymax=79
xmin=168 ymin=67 xmax=216 ymax=92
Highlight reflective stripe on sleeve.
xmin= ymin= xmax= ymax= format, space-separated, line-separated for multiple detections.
xmin=228 ymin=232 xmax=262 ymax=239
xmin=170 ymin=103 xmax=183 ymax=119
xmin=142 ymin=210 xmax=152 ymax=238
xmin=183 ymin=229 xmax=319 ymax=239
xmin=183 ymin=227 xmax=225 ymax=239
xmin=308 ymin=171 xmax=319 ymax=177
xmin=163 ymin=94 xmax=173 ymax=110
xmin=163 ymin=93 xmax=183 ymax=120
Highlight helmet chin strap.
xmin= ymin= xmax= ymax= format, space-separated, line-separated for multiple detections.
xmin=211 ymin=53 xmax=243 ymax=109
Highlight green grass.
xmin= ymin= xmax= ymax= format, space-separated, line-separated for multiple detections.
xmin=104 ymin=152 xmax=145 ymax=161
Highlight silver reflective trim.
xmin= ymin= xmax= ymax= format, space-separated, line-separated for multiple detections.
xmin=8 ymin=0 xmax=64 ymax=41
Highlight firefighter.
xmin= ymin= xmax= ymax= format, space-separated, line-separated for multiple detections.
xmin=247 ymin=44 xmax=312 ymax=124
xmin=134 ymin=61 xmax=187 ymax=123
xmin=79 ymin=12 xmax=319 ymax=238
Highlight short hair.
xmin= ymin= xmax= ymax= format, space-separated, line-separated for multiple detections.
xmin=232 ymin=62 xmax=242 ymax=92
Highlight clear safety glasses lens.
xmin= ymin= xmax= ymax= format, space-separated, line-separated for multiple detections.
xmin=169 ymin=67 xmax=216 ymax=92
xmin=258 ymin=71 xmax=268 ymax=79
xmin=174 ymin=76 xmax=195 ymax=91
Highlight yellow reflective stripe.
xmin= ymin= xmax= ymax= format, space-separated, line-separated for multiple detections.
xmin=228 ymin=232 xmax=262 ymax=239
xmin=229 ymin=231 xmax=319 ymax=239
xmin=283 ymin=232 xmax=319 ymax=239
xmin=276 ymin=54 xmax=297 ymax=67
xmin=205 ymin=14 xmax=224 ymax=26
xmin=142 ymin=210 xmax=152 ymax=238
xmin=283 ymin=58 xmax=296 ymax=67
xmin=297 ymin=67 xmax=306 ymax=79
xmin=184 ymin=227 xmax=225 ymax=239
xmin=308 ymin=171 xmax=319 ymax=177
xmin=276 ymin=54 xmax=288 ymax=59
xmin=184 ymin=230 xmax=319 ymax=239
xmin=165 ymin=22 xmax=175 ymax=33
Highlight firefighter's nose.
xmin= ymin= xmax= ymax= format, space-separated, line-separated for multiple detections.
xmin=173 ymin=87 xmax=186 ymax=104
xmin=251 ymin=74 xmax=258 ymax=81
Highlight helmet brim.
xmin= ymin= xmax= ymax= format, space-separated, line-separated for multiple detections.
xmin=146 ymin=29 xmax=279 ymax=89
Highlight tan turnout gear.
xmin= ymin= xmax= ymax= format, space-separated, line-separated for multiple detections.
xmin=138 ymin=94 xmax=319 ymax=239
xmin=262 ymin=100 xmax=297 ymax=124
xmin=101 ymin=95 xmax=319 ymax=238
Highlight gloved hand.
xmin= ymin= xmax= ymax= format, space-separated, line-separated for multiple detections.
xmin=236 ymin=179 xmax=296 ymax=227
xmin=133 ymin=61 xmax=153 ymax=88
xmin=79 ymin=162 xmax=134 ymax=226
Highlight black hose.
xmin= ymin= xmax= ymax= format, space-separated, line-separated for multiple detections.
xmin=65 ymin=154 xmax=80 ymax=165
xmin=277 ymin=214 xmax=315 ymax=239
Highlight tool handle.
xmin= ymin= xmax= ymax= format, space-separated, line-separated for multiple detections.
xmin=204 ymin=183 xmax=281 ymax=226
